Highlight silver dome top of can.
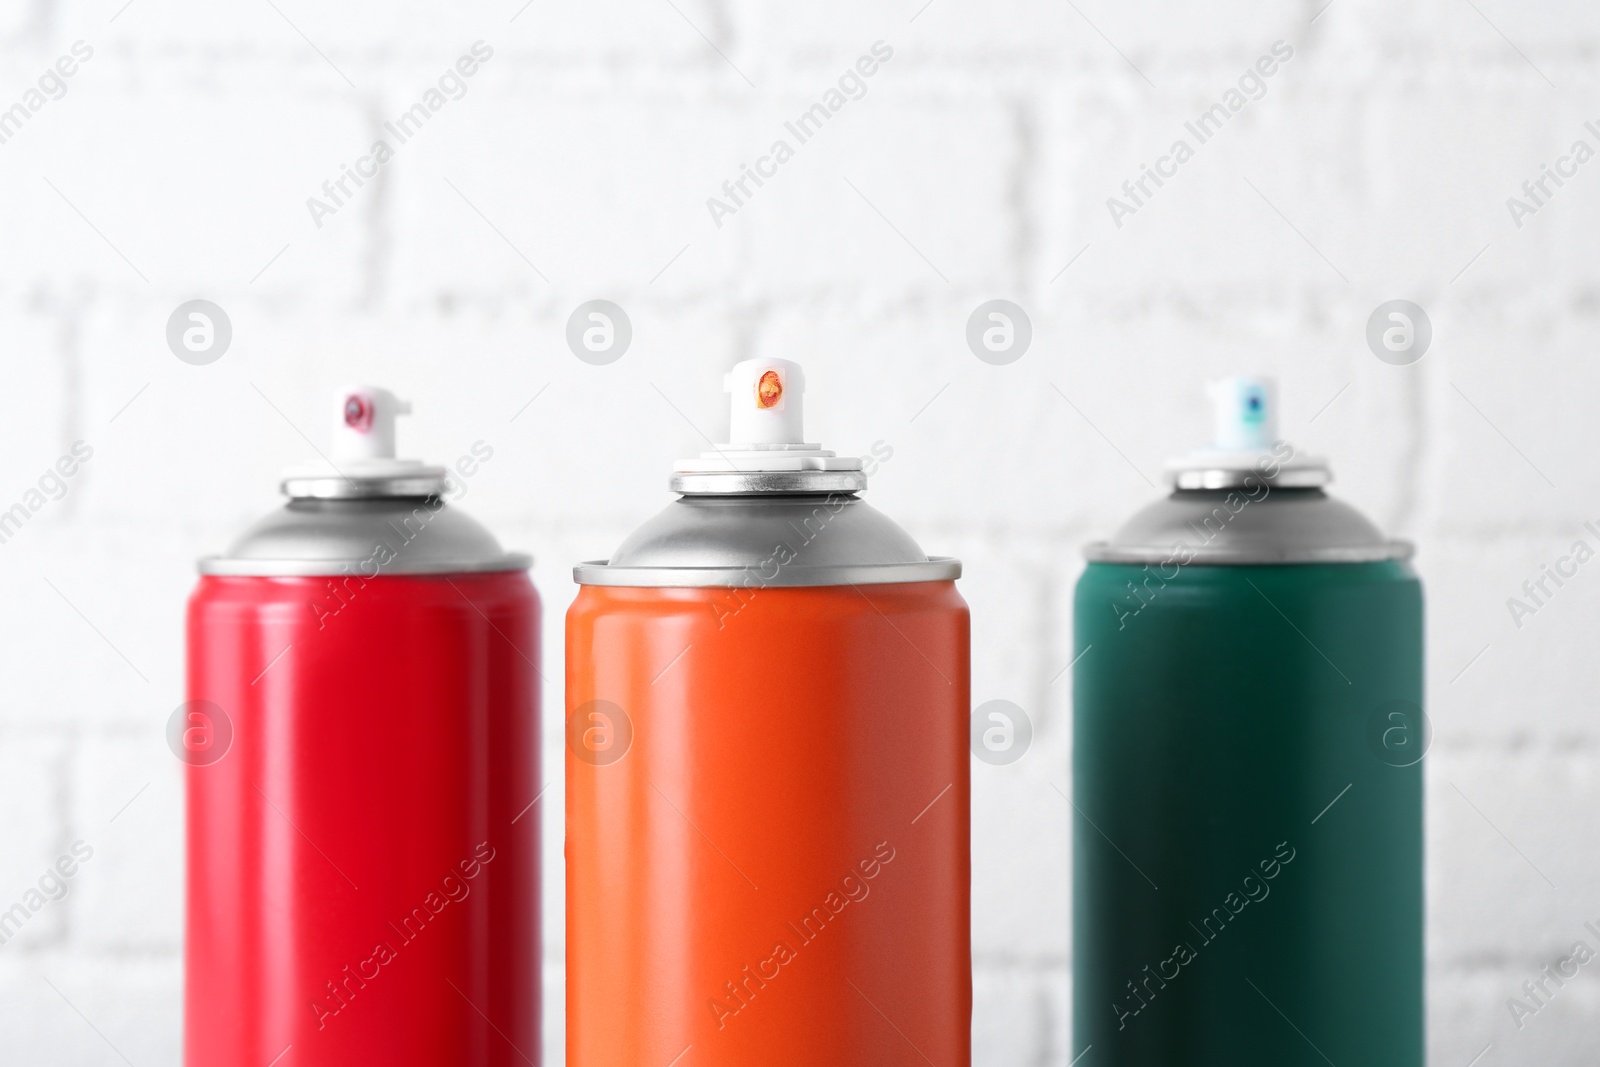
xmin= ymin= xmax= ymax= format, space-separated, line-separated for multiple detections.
xmin=199 ymin=384 xmax=529 ymax=576
xmin=575 ymin=359 xmax=959 ymax=587
xmin=1086 ymin=376 xmax=1412 ymax=565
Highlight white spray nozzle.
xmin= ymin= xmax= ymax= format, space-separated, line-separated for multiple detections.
xmin=1164 ymin=374 xmax=1327 ymax=488
xmin=672 ymin=358 xmax=861 ymax=478
xmin=333 ymin=385 xmax=410 ymax=463
xmin=278 ymin=383 xmax=445 ymax=495
xmin=1207 ymin=376 xmax=1276 ymax=452
xmin=724 ymin=358 xmax=805 ymax=446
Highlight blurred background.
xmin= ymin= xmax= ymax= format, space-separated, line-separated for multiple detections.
xmin=1 ymin=0 xmax=1597 ymax=1062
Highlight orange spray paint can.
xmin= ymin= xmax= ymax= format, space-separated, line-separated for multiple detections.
xmin=567 ymin=359 xmax=970 ymax=1065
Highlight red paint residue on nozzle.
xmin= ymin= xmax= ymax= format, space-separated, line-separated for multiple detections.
xmin=343 ymin=394 xmax=373 ymax=433
xmin=756 ymin=370 xmax=783 ymax=409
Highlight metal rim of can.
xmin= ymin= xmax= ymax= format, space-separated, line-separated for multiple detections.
xmin=198 ymin=551 xmax=535 ymax=577
xmin=669 ymin=470 xmax=869 ymax=495
xmin=572 ymin=555 xmax=962 ymax=587
xmin=1170 ymin=466 xmax=1329 ymax=490
xmin=1081 ymin=540 xmax=1415 ymax=564
xmin=280 ymin=472 xmax=450 ymax=499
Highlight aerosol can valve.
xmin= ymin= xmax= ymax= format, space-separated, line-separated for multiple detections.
xmin=1206 ymin=376 xmax=1277 ymax=452
xmin=724 ymin=358 xmax=806 ymax=447
xmin=333 ymin=385 xmax=411 ymax=464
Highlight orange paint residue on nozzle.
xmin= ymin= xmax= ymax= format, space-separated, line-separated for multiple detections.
xmin=756 ymin=370 xmax=783 ymax=409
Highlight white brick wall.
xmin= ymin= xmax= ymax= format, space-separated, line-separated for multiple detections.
xmin=2 ymin=0 xmax=1597 ymax=1062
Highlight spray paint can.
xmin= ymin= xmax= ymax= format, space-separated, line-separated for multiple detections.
xmin=566 ymin=359 xmax=970 ymax=1065
xmin=1072 ymin=377 xmax=1424 ymax=1065
xmin=184 ymin=386 xmax=540 ymax=1065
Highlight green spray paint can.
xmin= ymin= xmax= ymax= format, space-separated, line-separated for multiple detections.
xmin=1072 ymin=378 xmax=1424 ymax=1066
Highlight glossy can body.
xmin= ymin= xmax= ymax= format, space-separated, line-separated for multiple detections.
xmin=566 ymin=581 xmax=970 ymax=1066
xmin=185 ymin=571 xmax=540 ymax=1066
xmin=1073 ymin=560 xmax=1424 ymax=1065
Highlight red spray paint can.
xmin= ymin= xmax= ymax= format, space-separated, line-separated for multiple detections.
xmin=184 ymin=386 xmax=540 ymax=1066
xmin=567 ymin=359 xmax=971 ymax=1065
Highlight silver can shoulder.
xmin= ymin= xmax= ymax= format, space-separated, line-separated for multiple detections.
xmin=574 ymin=494 xmax=960 ymax=587
xmin=199 ymin=498 xmax=531 ymax=577
xmin=1085 ymin=488 xmax=1412 ymax=565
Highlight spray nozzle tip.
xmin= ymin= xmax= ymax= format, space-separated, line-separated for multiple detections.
xmin=342 ymin=393 xmax=373 ymax=432
xmin=1207 ymin=375 xmax=1276 ymax=452
xmin=725 ymin=358 xmax=805 ymax=445
xmin=756 ymin=369 xmax=784 ymax=409
xmin=333 ymin=384 xmax=409 ymax=462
